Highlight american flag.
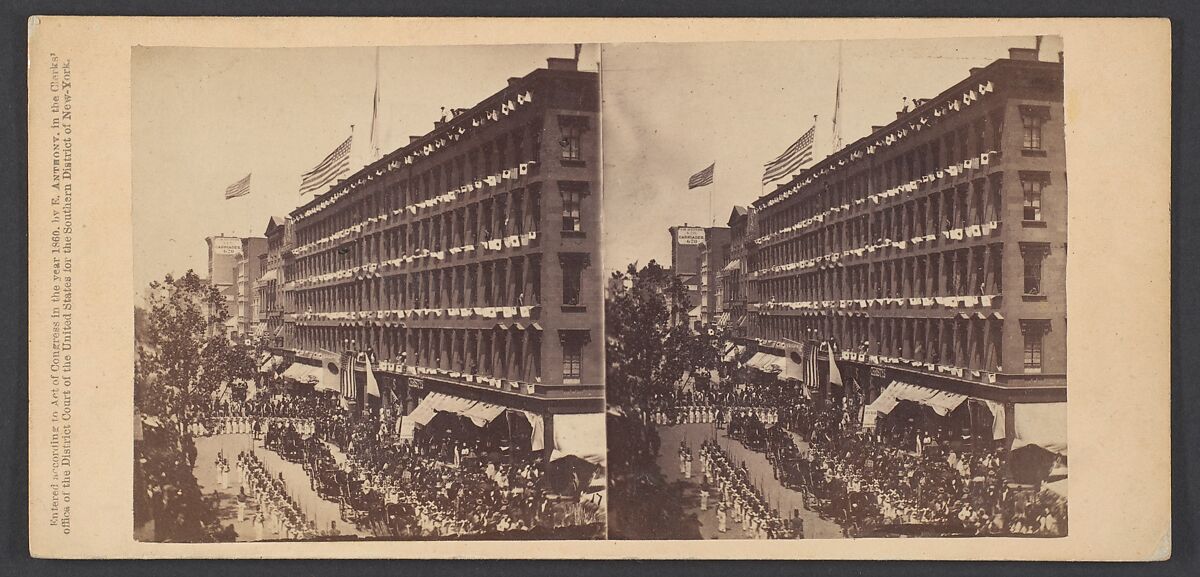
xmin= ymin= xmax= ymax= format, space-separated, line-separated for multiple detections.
xmin=762 ymin=125 xmax=815 ymax=186
xmin=687 ymin=162 xmax=715 ymax=189
xmin=224 ymin=173 xmax=251 ymax=199
xmin=805 ymin=342 xmax=819 ymax=397
xmin=300 ymin=135 xmax=353 ymax=196
xmin=340 ymin=350 xmax=358 ymax=401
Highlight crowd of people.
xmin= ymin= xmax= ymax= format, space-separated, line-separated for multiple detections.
xmin=648 ymin=371 xmax=789 ymax=426
xmin=236 ymin=450 xmax=319 ymax=540
xmin=780 ymin=403 xmax=1067 ymax=537
xmin=188 ymin=368 xmax=604 ymax=540
xmin=657 ymin=352 xmax=1068 ymax=538
xmin=697 ymin=440 xmax=797 ymax=539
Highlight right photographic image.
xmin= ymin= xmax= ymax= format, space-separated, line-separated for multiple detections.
xmin=603 ymin=36 xmax=1068 ymax=540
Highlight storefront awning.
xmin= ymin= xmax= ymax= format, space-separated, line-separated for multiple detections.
xmin=258 ymin=268 xmax=278 ymax=283
xmin=407 ymin=392 xmax=507 ymax=428
xmin=282 ymin=363 xmax=325 ymax=387
xmin=866 ymin=380 xmax=968 ymax=419
xmin=1012 ymin=402 xmax=1067 ymax=455
xmin=745 ymin=352 xmax=769 ymax=369
xmin=550 ymin=412 xmax=606 ymax=465
xmin=716 ymin=312 xmax=731 ymax=326
xmin=722 ymin=258 xmax=742 ymax=273
xmin=759 ymin=354 xmax=785 ymax=373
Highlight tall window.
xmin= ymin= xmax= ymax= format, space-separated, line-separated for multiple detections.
xmin=558 ymin=116 xmax=588 ymax=162
xmin=1021 ymin=106 xmax=1049 ymax=151
xmin=562 ymin=260 xmax=582 ymax=305
xmin=562 ymin=340 xmax=583 ymax=384
xmin=1023 ymin=324 xmax=1045 ymax=374
xmin=1022 ymin=243 xmax=1050 ymax=296
xmin=1022 ymin=177 xmax=1044 ymax=221
xmin=560 ymin=182 xmax=588 ymax=232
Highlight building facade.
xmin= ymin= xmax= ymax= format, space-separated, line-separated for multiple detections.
xmin=745 ymin=50 xmax=1066 ymax=437
xmin=284 ymin=57 xmax=602 ymax=458
xmin=717 ymin=207 xmax=750 ymax=337
xmin=236 ymin=236 xmax=268 ymax=342
xmin=257 ymin=217 xmax=287 ymax=347
xmin=698 ymin=226 xmax=731 ymax=328
xmin=668 ymin=224 xmax=706 ymax=324
xmin=205 ymin=235 xmax=242 ymax=337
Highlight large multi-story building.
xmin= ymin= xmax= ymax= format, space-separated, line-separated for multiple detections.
xmin=257 ymin=216 xmax=287 ymax=347
xmin=717 ymin=206 xmax=750 ymax=337
xmin=745 ymin=48 xmax=1066 ymax=445
xmin=205 ymin=235 xmax=243 ymax=337
xmin=668 ymin=224 xmax=717 ymax=327
xmin=236 ymin=236 xmax=267 ymax=341
xmin=697 ymin=226 xmax=731 ymax=327
xmin=284 ymin=56 xmax=602 ymax=460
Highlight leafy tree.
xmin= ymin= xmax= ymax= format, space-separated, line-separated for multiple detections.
xmin=135 ymin=270 xmax=255 ymax=423
xmin=133 ymin=269 xmax=251 ymax=542
xmin=606 ymin=260 xmax=720 ymax=539
xmin=605 ymin=260 xmax=718 ymax=420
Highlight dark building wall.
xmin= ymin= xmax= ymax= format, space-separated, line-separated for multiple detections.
xmin=285 ymin=61 xmax=602 ymax=416
xmin=745 ymin=56 xmax=1066 ymax=403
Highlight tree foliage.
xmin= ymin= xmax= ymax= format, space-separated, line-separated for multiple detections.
xmin=605 ymin=260 xmax=719 ymax=415
xmin=133 ymin=269 xmax=252 ymax=542
xmin=135 ymin=270 xmax=255 ymax=422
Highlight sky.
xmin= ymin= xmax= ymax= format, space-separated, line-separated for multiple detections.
xmin=129 ymin=37 xmax=1068 ymax=289
xmin=600 ymin=35 xmax=1064 ymax=274
xmin=131 ymin=43 xmax=600 ymax=291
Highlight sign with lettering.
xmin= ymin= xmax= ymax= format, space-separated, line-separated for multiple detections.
xmin=676 ymin=227 xmax=705 ymax=245
xmin=870 ymin=367 xmax=887 ymax=378
xmin=210 ymin=237 xmax=241 ymax=256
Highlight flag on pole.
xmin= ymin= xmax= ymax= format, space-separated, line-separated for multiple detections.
xmin=299 ymin=135 xmax=353 ymax=196
xmin=340 ymin=350 xmax=358 ymax=401
xmin=224 ymin=173 xmax=251 ymax=199
xmin=805 ymin=342 xmax=819 ymax=396
xmin=827 ymin=342 xmax=843 ymax=388
xmin=762 ymin=125 xmax=815 ymax=186
xmin=688 ymin=163 xmax=715 ymax=189
xmin=362 ymin=352 xmax=381 ymax=398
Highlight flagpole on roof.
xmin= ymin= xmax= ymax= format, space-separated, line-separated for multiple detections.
xmin=369 ymin=46 xmax=381 ymax=162
xmin=831 ymin=41 xmax=844 ymax=152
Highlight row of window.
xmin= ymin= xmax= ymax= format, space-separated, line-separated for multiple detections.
xmin=754 ymin=174 xmax=1005 ymax=266
xmin=294 ymin=114 xmax=591 ymax=248
xmin=752 ymin=241 xmax=1054 ymax=303
xmin=754 ymin=244 xmax=1007 ymax=303
xmin=751 ymin=314 xmax=1050 ymax=374
xmin=293 ymin=181 xmax=591 ymax=281
xmin=291 ymin=325 xmax=586 ymax=384
xmin=293 ymin=253 xmax=591 ymax=313
xmin=756 ymin=105 xmax=1050 ymax=239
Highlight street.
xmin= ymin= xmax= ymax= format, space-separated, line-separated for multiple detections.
xmin=655 ymin=423 xmax=844 ymax=539
xmin=193 ymin=433 xmax=371 ymax=540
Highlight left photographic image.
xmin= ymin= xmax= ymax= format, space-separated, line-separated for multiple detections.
xmin=131 ymin=44 xmax=606 ymax=542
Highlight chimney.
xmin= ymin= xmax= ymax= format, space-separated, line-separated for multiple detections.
xmin=546 ymin=57 xmax=577 ymax=71
xmin=434 ymin=121 xmax=445 ymax=129
xmin=1008 ymin=47 xmax=1038 ymax=61
xmin=409 ymin=136 xmax=423 ymax=144
xmin=871 ymin=125 xmax=885 ymax=133
xmin=969 ymin=67 xmax=982 ymax=75
xmin=508 ymin=77 xmax=522 ymax=87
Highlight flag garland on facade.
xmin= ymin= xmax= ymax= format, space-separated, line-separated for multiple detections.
xmin=300 ymin=135 xmax=353 ymax=197
xmin=762 ymin=125 xmax=815 ymax=186
xmin=224 ymin=173 xmax=251 ymax=199
xmin=687 ymin=162 xmax=715 ymax=189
